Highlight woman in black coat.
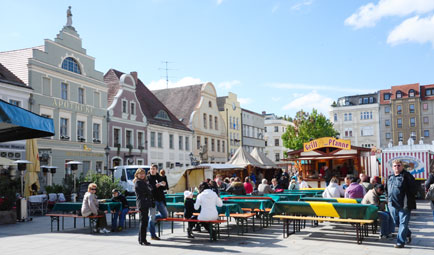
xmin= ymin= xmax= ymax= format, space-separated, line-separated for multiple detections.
xmin=134 ymin=168 xmax=153 ymax=246
xmin=425 ymin=168 xmax=434 ymax=223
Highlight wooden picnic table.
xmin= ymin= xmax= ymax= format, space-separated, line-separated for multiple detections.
xmin=52 ymin=202 xmax=121 ymax=212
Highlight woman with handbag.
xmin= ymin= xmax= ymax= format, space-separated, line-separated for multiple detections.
xmin=134 ymin=168 xmax=153 ymax=246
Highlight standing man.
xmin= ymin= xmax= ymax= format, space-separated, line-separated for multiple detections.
xmin=386 ymin=159 xmax=418 ymax=248
xmin=148 ymin=164 xmax=168 ymax=240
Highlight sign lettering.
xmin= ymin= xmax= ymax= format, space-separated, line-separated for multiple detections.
xmin=303 ymin=137 xmax=351 ymax=152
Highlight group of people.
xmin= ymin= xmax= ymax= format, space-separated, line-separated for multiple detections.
xmin=321 ymin=159 xmax=419 ymax=249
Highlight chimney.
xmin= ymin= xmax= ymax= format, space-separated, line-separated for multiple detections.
xmin=130 ymin=72 xmax=138 ymax=83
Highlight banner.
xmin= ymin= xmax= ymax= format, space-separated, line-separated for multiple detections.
xmin=303 ymin=137 xmax=351 ymax=152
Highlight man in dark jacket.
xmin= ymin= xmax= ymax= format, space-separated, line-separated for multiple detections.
xmin=147 ymin=164 xmax=168 ymax=240
xmin=111 ymin=189 xmax=129 ymax=232
xmin=226 ymin=177 xmax=246 ymax=195
xmin=386 ymin=159 xmax=418 ymax=249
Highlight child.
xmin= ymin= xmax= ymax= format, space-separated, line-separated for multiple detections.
xmin=184 ymin=191 xmax=197 ymax=238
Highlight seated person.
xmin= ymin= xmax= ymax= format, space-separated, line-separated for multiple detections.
xmin=270 ymin=178 xmax=281 ymax=191
xmin=298 ymin=176 xmax=310 ymax=189
xmin=341 ymin=176 xmax=352 ymax=190
xmin=194 ymin=182 xmax=223 ymax=239
xmin=226 ymin=177 xmax=246 ymax=195
xmin=81 ymin=183 xmax=110 ymax=234
xmin=184 ymin=191 xmax=198 ymax=238
xmin=288 ymin=176 xmax=299 ymax=190
xmin=322 ymin=177 xmax=345 ymax=198
xmin=362 ymin=184 xmax=394 ymax=239
xmin=244 ymin=177 xmax=253 ymax=195
xmin=257 ymin=179 xmax=274 ymax=195
xmin=344 ymin=177 xmax=366 ymax=199
xmin=111 ymin=189 xmax=129 ymax=232
xmin=360 ymin=175 xmax=373 ymax=192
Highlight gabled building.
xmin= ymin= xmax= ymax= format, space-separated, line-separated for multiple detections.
xmin=241 ymin=108 xmax=265 ymax=153
xmin=104 ymin=69 xmax=148 ymax=168
xmin=217 ymin=92 xmax=242 ymax=159
xmin=0 ymin=10 xmax=108 ymax=183
xmin=152 ymin=83 xmax=227 ymax=163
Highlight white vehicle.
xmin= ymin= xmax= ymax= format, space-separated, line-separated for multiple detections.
xmin=114 ymin=165 xmax=151 ymax=194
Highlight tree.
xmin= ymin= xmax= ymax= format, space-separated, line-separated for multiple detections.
xmin=282 ymin=109 xmax=338 ymax=151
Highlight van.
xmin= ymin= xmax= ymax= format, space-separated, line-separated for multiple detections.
xmin=113 ymin=165 xmax=151 ymax=195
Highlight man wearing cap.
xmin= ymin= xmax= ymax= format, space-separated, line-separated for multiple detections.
xmin=111 ymin=189 xmax=129 ymax=232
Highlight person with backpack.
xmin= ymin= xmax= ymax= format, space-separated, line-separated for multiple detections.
xmin=425 ymin=167 xmax=434 ymax=223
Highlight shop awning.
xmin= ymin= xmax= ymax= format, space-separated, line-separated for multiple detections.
xmin=0 ymin=99 xmax=54 ymax=142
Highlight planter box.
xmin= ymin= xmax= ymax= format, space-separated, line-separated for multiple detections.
xmin=0 ymin=210 xmax=16 ymax=224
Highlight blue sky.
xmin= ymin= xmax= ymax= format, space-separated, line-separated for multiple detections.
xmin=2 ymin=0 xmax=434 ymax=118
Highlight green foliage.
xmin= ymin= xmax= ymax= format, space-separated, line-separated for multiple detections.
xmin=282 ymin=109 xmax=339 ymax=151
xmin=0 ymin=176 xmax=19 ymax=211
xmin=84 ymin=172 xmax=122 ymax=199
xmin=45 ymin=184 xmax=63 ymax=194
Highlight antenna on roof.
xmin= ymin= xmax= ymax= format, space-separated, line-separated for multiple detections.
xmin=159 ymin=61 xmax=176 ymax=89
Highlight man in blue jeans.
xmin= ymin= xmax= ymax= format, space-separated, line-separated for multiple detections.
xmin=111 ymin=189 xmax=129 ymax=232
xmin=148 ymin=164 xmax=168 ymax=240
xmin=386 ymin=159 xmax=418 ymax=248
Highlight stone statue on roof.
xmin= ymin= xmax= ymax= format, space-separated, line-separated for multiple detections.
xmin=66 ymin=6 xmax=72 ymax=27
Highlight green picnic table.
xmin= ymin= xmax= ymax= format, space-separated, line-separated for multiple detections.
xmin=165 ymin=202 xmax=243 ymax=217
xmin=264 ymin=194 xmax=302 ymax=201
xmin=300 ymin=197 xmax=362 ymax=203
xmin=222 ymin=199 xmax=274 ymax=211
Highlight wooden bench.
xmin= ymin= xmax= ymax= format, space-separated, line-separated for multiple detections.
xmin=228 ymin=213 xmax=256 ymax=235
xmin=156 ymin=217 xmax=226 ymax=241
xmin=273 ymin=215 xmax=375 ymax=244
xmin=46 ymin=213 xmax=104 ymax=233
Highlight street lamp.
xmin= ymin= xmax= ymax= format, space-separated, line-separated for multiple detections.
xmin=14 ymin=160 xmax=32 ymax=197
xmin=104 ymin=145 xmax=110 ymax=175
xmin=66 ymin=161 xmax=82 ymax=202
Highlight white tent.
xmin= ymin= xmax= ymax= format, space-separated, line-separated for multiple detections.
xmin=227 ymin=147 xmax=264 ymax=168
xmin=250 ymin=148 xmax=277 ymax=168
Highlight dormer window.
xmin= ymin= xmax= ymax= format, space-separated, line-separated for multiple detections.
xmin=409 ymin=89 xmax=415 ymax=97
xmin=384 ymin=93 xmax=391 ymax=100
xmin=155 ymin=110 xmax=170 ymax=120
xmin=61 ymin=57 xmax=81 ymax=74
xmin=396 ymin=90 xmax=402 ymax=99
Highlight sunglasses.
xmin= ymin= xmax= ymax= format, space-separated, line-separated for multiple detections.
xmin=393 ymin=165 xmax=401 ymax=167
xmin=90 ymin=188 xmax=97 ymax=191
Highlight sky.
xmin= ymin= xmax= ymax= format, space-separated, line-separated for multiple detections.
xmin=2 ymin=0 xmax=434 ymax=119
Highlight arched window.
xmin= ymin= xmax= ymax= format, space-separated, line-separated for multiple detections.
xmin=396 ymin=90 xmax=402 ymax=99
xmin=61 ymin=57 xmax=81 ymax=74
xmin=155 ymin=110 xmax=170 ymax=120
xmin=409 ymin=89 xmax=415 ymax=97
xmin=208 ymin=101 xmax=212 ymax=108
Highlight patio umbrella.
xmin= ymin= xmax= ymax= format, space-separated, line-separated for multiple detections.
xmin=24 ymin=139 xmax=40 ymax=197
xmin=0 ymin=156 xmax=16 ymax=166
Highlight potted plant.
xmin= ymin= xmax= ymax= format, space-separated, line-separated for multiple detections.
xmin=126 ymin=144 xmax=133 ymax=154
xmin=0 ymin=176 xmax=19 ymax=224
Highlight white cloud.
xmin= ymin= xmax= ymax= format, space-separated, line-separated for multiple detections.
xmin=291 ymin=0 xmax=313 ymax=11
xmin=268 ymin=82 xmax=373 ymax=94
xmin=217 ymin=80 xmax=241 ymax=90
xmin=238 ymin=97 xmax=252 ymax=106
xmin=272 ymin=3 xmax=280 ymax=13
xmin=345 ymin=0 xmax=434 ymax=29
xmin=271 ymin=97 xmax=281 ymax=102
xmin=146 ymin=77 xmax=203 ymax=90
xmin=282 ymin=91 xmax=333 ymax=115
xmin=217 ymin=0 xmax=223 ymax=5
xmin=387 ymin=15 xmax=434 ymax=46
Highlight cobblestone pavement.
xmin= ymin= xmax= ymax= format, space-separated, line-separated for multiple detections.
xmin=1 ymin=200 xmax=433 ymax=255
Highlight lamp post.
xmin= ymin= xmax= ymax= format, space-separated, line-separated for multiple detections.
xmin=104 ymin=145 xmax=110 ymax=175
xmin=66 ymin=161 xmax=82 ymax=202
xmin=14 ymin=160 xmax=32 ymax=197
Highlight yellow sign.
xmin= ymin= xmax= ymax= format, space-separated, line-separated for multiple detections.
xmin=303 ymin=137 xmax=351 ymax=152
xmin=83 ymin=145 xmax=92 ymax=152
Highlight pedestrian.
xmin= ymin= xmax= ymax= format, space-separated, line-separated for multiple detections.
xmin=425 ymin=166 xmax=434 ymax=223
xmin=386 ymin=159 xmax=418 ymax=248
xmin=134 ymin=168 xmax=153 ymax=246
xmin=81 ymin=183 xmax=110 ymax=234
xmin=194 ymin=182 xmax=223 ymax=240
xmin=184 ymin=190 xmax=198 ymax=238
xmin=111 ymin=189 xmax=129 ymax=232
xmin=159 ymin=169 xmax=169 ymax=194
xmin=148 ymin=164 xmax=168 ymax=241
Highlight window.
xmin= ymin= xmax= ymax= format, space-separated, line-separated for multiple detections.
xmin=62 ymin=57 xmax=81 ymax=74
xmin=369 ymin=112 xmax=373 ymax=119
xmin=122 ymin=100 xmax=127 ymax=113
xmin=359 ymin=98 xmax=362 ymax=104
xmin=334 ymin=113 xmax=337 ymax=122
xmin=410 ymin=117 xmax=416 ymax=127
xmin=344 ymin=128 xmax=353 ymax=137
xmin=360 ymin=112 xmax=363 ymax=120
xmin=424 ymin=130 xmax=430 ymax=137
xmin=138 ymin=132 xmax=144 ymax=148
xmin=385 ymin=106 xmax=390 ymax=113
xmin=157 ymin=133 xmax=163 ymax=148
xmin=9 ymin=99 xmax=20 ymax=107
xmin=397 ymin=105 xmax=402 ymax=114
xmin=396 ymin=91 xmax=402 ymax=99
xmin=60 ymin=118 xmax=68 ymax=137
xmin=209 ymin=114 xmax=213 ymax=129
xmin=424 ymin=116 xmax=429 ymax=124
xmin=204 ymin=138 xmax=208 ymax=151
xmin=150 ymin=132 xmax=156 ymax=147
xmin=363 ymin=97 xmax=368 ymax=104
xmin=126 ymin=130 xmax=132 ymax=146
xmin=409 ymin=104 xmax=415 ymax=113
xmin=275 ymin=139 xmax=279 ymax=146
xmin=385 ymin=120 xmax=390 ymax=126
xmin=410 ymin=131 xmax=416 ymax=140
xmin=61 ymin=83 xmax=68 ymax=100
xmin=197 ymin=136 xmax=201 ymax=150
xmin=78 ymin=88 xmax=84 ymax=104
xmin=211 ymin=139 xmax=215 ymax=152
xmin=114 ymin=128 xmax=120 ymax=146
xmin=185 ymin=137 xmax=190 ymax=151
xmin=169 ymin=134 xmax=174 ymax=149
xmin=215 ymin=116 xmax=218 ymax=130
xmin=386 ymin=133 xmax=391 ymax=139
xmin=423 ymin=103 xmax=428 ymax=110
xmin=344 ymin=113 xmax=348 ymax=121
xmin=397 ymin=118 xmax=402 ymax=128
xmin=130 ymin=102 xmax=135 ymax=115
xmin=426 ymin=88 xmax=434 ymax=96
xmin=264 ymin=127 xmax=267 ymax=132
xmin=369 ymin=97 xmax=374 ymax=103
xmin=155 ymin=110 xmax=170 ymax=120
xmin=274 ymin=126 xmax=278 ymax=132
xmin=93 ymin=123 xmax=100 ymax=141
xmin=208 ymin=101 xmax=212 ymax=108
xmin=222 ymin=141 xmax=225 ymax=153
xmin=384 ymin=93 xmax=391 ymax=100
xmin=409 ymin=89 xmax=415 ymax=97
xmin=217 ymin=140 xmax=220 ymax=152
xmin=178 ymin=136 xmax=183 ymax=150
xmin=349 ymin=113 xmax=352 ymax=121
xmin=275 ymin=153 xmax=280 ymax=162
xmin=265 ymin=140 xmax=268 ymax=146
xmin=203 ymin=114 xmax=207 ymax=128
xmin=398 ymin=132 xmax=403 ymax=141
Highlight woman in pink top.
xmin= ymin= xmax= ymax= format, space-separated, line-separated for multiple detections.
xmin=244 ymin=177 xmax=253 ymax=194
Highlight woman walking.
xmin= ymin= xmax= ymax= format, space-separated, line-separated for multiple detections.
xmin=134 ymin=168 xmax=153 ymax=246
